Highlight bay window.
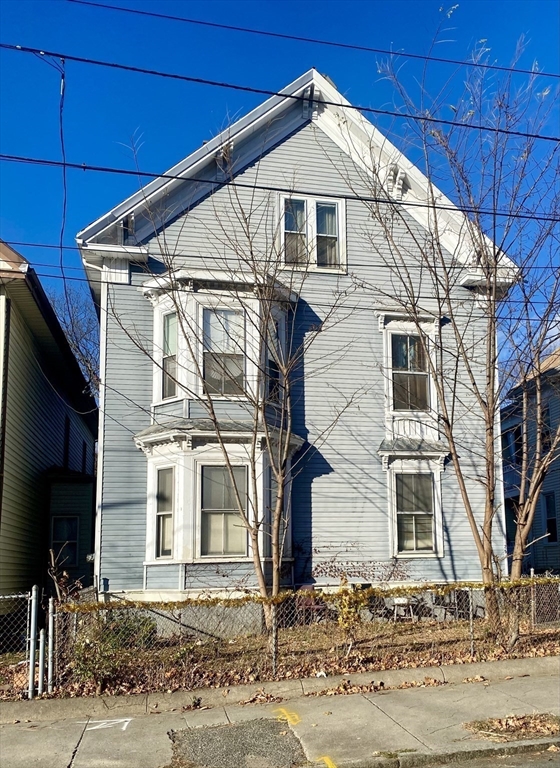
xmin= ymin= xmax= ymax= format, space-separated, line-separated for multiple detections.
xmin=162 ymin=312 xmax=177 ymax=399
xmin=156 ymin=467 xmax=174 ymax=558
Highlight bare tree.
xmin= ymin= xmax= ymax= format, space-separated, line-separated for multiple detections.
xmin=49 ymin=283 xmax=100 ymax=398
xmin=329 ymin=26 xmax=560 ymax=589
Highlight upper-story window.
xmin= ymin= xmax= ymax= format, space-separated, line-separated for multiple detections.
xmin=162 ymin=312 xmax=178 ymax=400
xmin=283 ymin=196 xmax=344 ymax=270
xmin=502 ymin=425 xmax=522 ymax=466
xmin=203 ymin=308 xmax=245 ymax=396
xmin=544 ymin=492 xmax=558 ymax=544
xmin=391 ymin=334 xmax=429 ymax=411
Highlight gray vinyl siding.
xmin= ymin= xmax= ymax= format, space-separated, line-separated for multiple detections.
xmin=98 ymin=120 xmax=495 ymax=591
xmin=0 ymin=299 xmax=94 ymax=594
xmin=98 ymin=281 xmax=153 ymax=592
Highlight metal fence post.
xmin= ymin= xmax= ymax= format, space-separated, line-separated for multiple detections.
xmin=37 ymin=629 xmax=46 ymax=696
xmin=468 ymin=588 xmax=474 ymax=658
xmin=27 ymin=585 xmax=39 ymax=700
xmin=47 ymin=598 xmax=54 ymax=694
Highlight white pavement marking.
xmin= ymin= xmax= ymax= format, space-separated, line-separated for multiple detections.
xmin=76 ymin=718 xmax=132 ymax=731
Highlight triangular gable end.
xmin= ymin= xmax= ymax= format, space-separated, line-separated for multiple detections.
xmin=76 ymin=69 xmax=517 ymax=295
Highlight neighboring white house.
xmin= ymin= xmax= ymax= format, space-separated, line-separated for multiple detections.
xmin=77 ymin=69 xmax=510 ymax=599
xmin=0 ymin=242 xmax=98 ymax=595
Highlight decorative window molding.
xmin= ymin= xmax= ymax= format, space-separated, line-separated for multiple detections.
xmin=279 ymin=194 xmax=346 ymax=272
xmin=383 ymin=458 xmax=444 ymax=558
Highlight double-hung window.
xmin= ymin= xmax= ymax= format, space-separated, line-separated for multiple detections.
xmin=283 ymin=197 xmax=342 ymax=269
xmin=52 ymin=516 xmax=79 ymax=566
xmin=162 ymin=312 xmax=178 ymax=399
xmin=391 ymin=334 xmax=429 ymax=411
xmin=201 ymin=466 xmax=247 ymax=556
xmin=396 ymin=473 xmax=434 ymax=552
xmin=544 ymin=492 xmax=558 ymax=544
xmin=156 ymin=467 xmax=174 ymax=558
xmin=203 ymin=308 xmax=245 ymax=396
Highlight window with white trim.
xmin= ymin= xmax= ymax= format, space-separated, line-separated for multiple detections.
xmin=203 ymin=308 xmax=245 ymax=396
xmin=396 ymin=473 xmax=435 ymax=553
xmin=282 ymin=196 xmax=344 ymax=270
xmin=201 ymin=466 xmax=247 ymax=556
xmin=52 ymin=516 xmax=79 ymax=566
xmin=391 ymin=334 xmax=429 ymax=411
xmin=156 ymin=467 xmax=174 ymax=558
xmin=162 ymin=312 xmax=178 ymax=400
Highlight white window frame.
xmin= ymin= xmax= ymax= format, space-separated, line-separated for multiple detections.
xmin=385 ymin=459 xmax=444 ymax=558
xmin=51 ymin=516 xmax=79 ymax=567
xmin=389 ymin=332 xmax=431 ymax=413
xmin=146 ymin=455 xmax=182 ymax=563
xmin=152 ymin=295 xmax=185 ymax=406
xmin=195 ymin=294 xmax=259 ymax=401
xmin=278 ymin=193 xmax=346 ymax=273
xmin=194 ymin=455 xmax=255 ymax=562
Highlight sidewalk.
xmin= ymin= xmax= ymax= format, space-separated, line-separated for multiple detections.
xmin=1 ymin=657 xmax=558 ymax=767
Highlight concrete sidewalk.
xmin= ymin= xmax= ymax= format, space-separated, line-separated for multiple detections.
xmin=0 ymin=657 xmax=558 ymax=767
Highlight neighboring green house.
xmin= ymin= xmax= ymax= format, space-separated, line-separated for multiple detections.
xmin=0 ymin=242 xmax=97 ymax=595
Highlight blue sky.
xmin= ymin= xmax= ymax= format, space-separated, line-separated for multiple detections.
xmin=0 ymin=0 xmax=558 ymax=293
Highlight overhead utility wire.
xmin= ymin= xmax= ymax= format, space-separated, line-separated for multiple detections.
xmin=8 ymin=246 xmax=560 ymax=276
xmin=65 ymin=0 xmax=560 ymax=81
xmin=2 ymin=154 xmax=559 ymax=223
xmin=1 ymin=43 xmax=558 ymax=143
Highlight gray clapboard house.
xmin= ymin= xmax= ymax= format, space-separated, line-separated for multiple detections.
xmin=78 ymin=70 xmax=510 ymax=599
xmin=0 ymin=242 xmax=97 ymax=595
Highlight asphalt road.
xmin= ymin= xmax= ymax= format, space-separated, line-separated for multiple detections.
xmin=430 ymin=747 xmax=560 ymax=768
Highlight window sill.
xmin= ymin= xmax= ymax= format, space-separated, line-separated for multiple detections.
xmin=194 ymin=556 xmax=251 ymax=563
xmin=280 ymin=264 xmax=347 ymax=276
xmin=395 ymin=552 xmax=441 ymax=559
xmin=144 ymin=559 xmax=176 ymax=565
xmin=152 ymin=397 xmax=184 ymax=408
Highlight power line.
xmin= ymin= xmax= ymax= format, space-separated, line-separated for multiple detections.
xmin=27 ymin=270 xmax=557 ymax=311
xmin=1 ymin=43 xmax=559 ymax=142
xmin=65 ymin=0 xmax=560 ymax=81
xmin=2 ymin=153 xmax=559 ymax=224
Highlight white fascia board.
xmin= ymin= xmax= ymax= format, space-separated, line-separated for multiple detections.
xmin=313 ymin=78 xmax=518 ymax=276
xmin=76 ymin=69 xmax=321 ymax=245
xmin=141 ymin=268 xmax=296 ymax=302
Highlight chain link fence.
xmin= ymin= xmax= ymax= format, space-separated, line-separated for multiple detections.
xmin=2 ymin=579 xmax=559 ymax=699
xmin=0 ymin=593 xmax=31 ymax=698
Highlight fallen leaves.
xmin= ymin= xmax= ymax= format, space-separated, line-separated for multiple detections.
xmin=465 ymin=713 xmax=560 ymax=741
xmin=462 ymin=675 xmax=487 ymax=683
xmin=238 ymin=688 xmax=284 ymax=705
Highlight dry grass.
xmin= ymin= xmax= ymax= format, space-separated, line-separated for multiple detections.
xmin=465 ymin=713 xmax=560 ymax=741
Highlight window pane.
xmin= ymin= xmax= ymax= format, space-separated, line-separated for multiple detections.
xmin=317 ymin=236 xmax=339 ymax=268
xmin=201 ymin=512 xmax=224 ymax=555
xmin=396 ymin=474 xmax=432 ymax=513
xmin=157 ymin=513 xmax=173 ymax=557
xmin=203 ymin=352 xmax=244 ymax=395
xmin=204 ymin=309 xmax=244 ymax=354
xmin=415 ymin=515 xmax=434 ymax=550
xmin=397 ymin=514 xmax=415 ymax=551
xmin=391 ymin=335 xmax=408 ymax=370
xmin=222 ymin=354 xmax=244 ymax=395
xmin=408 ymin=374 xmax=428 ymax=410
xmin=162 ymin=355 xmax=177 ymax=399
xmin=408 ymin=336 xmax=426 ymax=372
xmin=157 ymin=468 xmax=173 ymax=513
xmin=316 ymin=204 xmax=337 ymax=236
xmin=53 ymin=517 xmax=78 ymax=541
xmin=54 ymin=541 xmax=78 ymax=566
xmin=545 ymin=493 xmax=556 ymax=518
xmin=285 ymin=232 xmax=307 ymax=264
xmin=202 ymin=466 xmax=246 ymax=512
xmin=163 ymin=313 xmax=177 ymax=356
xmin=225 ymin=512 xmax=246 ymax=554
xmin=285 ymin=199 xmax=305 ymax=233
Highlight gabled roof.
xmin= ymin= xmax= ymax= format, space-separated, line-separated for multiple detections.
xmin=77 ymin=68 xmax=517 ymax=290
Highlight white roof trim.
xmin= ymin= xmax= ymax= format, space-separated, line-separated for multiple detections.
xmin=77 ymin=68 xmax=517 ymax=281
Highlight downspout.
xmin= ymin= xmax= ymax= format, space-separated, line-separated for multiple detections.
xmin=0 ymin=297 xmax=11 ymax=528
